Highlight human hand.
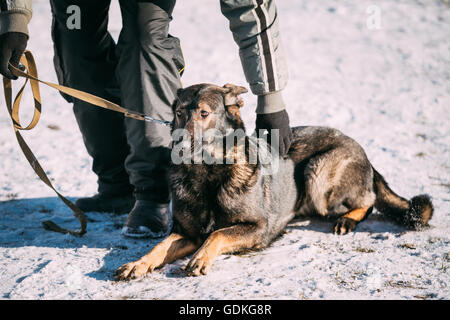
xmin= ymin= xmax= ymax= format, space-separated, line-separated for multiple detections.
xmin=255 ymin=109 xmax=293 ymax=157
xmin=0 ymin=32 xmax=28 ymax=80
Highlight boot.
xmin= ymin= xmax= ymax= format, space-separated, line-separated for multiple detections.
xmin=121 ymin=200 xmax=172 ymax=238
xmin=75 ymin=193 xmax=135 ymax=214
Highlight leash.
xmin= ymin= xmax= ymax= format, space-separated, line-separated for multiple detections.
xmin=2 ymin=50 xmax=172 ymax=236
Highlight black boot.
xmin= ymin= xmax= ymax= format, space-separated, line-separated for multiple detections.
xmin=121 ymin=200 xmax=172 ymax=238
xmin=75 ymin=193 xmax=135 ymax=214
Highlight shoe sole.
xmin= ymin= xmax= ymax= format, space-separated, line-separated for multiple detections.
xmin=121 ymin=225 xmax=171 ymax=239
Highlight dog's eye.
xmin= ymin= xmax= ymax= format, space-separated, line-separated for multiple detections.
xmin=176 ymin=110 xmax=182 ymax=117
xmin=200 ymin=110 xmax=209 ymax=118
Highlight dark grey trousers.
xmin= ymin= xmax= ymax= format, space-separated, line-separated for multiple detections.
xmin=49 ymin=0 xmax=183 ymax=203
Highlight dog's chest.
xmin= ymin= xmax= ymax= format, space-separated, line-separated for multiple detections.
xmin=173 ymin=191 xmax=226 ymax=239
xmin=169 ymin=165 xmax=245 ymax=238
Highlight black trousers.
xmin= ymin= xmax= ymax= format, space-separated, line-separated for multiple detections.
xmin=50 ymin=0 xmax=183 ymax=203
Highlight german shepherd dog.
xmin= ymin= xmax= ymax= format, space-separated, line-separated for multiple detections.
xmin=115 ymin=83 xmax=433 ymax=280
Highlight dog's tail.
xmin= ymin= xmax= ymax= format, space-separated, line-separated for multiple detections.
xmin=372 ymin=167 xmax=433 ymax=230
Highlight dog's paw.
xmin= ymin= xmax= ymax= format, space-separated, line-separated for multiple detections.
xmin=184 ymin=250 xmax=213 ymax=276
xmin=333 ymin=217 xmax=358 ymax=235
xmin=115 ymin=260 xmax=153 ymax=281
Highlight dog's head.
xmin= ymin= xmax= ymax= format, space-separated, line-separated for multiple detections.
xmin=172 ymin=83 xmax=248 ymax=135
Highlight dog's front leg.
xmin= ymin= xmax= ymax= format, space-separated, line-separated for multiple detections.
xmin=115 ymin=233 xmax=199 ymax=280
xmin=185 ymin=224 xmax=262 ymax=276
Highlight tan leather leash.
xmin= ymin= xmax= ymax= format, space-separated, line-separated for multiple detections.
xmin=2 ymin=50 xmax=171 ymax=236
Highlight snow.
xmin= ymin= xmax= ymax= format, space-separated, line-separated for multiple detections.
xmin=0 ymin=0 xmax=449 ymax=300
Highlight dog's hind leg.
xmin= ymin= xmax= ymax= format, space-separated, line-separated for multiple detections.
xmin=333 ymin=206 xmax=373 ymax=235
xmin=185 ymin=224 xmax=264 ymax=276
xmin=115 ymin=233 xmax=200 ymax=280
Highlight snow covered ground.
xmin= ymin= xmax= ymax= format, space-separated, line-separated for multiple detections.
xmin=0 ymin=0 xmax=449 ymax=299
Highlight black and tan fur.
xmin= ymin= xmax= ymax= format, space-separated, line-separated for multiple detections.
xmin=116 ymin=83 xmax=433 ymax=280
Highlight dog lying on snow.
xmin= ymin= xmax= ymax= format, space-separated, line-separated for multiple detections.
xmin=115 ymin=83 xmax=433 ymax=280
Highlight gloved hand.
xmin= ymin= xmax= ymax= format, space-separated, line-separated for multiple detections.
xmin=256 ymin=109 xmax=293 ymax=157
xmin=0 ymin=32 xmax=28 ymax=80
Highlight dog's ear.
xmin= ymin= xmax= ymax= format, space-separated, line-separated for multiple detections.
xmin=222 ymin=83 xmax=248 ymax=108
xmin=172 ymin=88 xmax=185 ymax=112
xmin=218 ymin=84 xmax=247 ymax=125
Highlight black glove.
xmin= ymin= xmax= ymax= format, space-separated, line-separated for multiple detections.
xmin=0 ymin=32 xmax=28 ymax=80
xmin=256 ymin=109 xmax=293 ymax=157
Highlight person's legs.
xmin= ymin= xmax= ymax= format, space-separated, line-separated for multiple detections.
xmin=50 ymin=0 xmax=134 ymax=212
xmin=117 ymin=0 xmax=183 ymax=237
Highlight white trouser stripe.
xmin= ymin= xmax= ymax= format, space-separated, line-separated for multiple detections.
xmin=251 ymin=0 xmax=269 ymax=92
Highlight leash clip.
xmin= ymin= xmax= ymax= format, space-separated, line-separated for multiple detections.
xmin=143 ymin=115 xmax=173 ymax=128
